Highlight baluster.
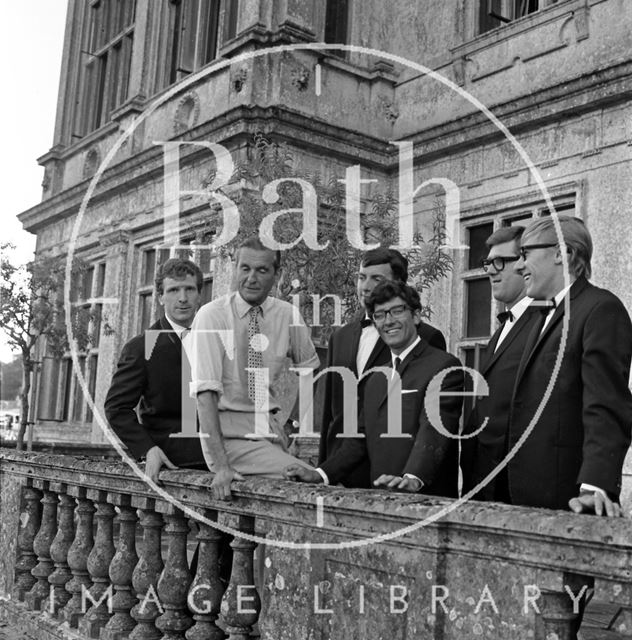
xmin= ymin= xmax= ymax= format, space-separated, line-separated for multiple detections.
xmin=13 ymin=480 xmax=42 ymax=601
xmin=25 ymin=480 xmax=58 ymax=611
xmin=101 ymin=493 xmax=139 ymax=640
xmin=155 ymin=506 xmax=193 ymax=640
xmin=79 ymin=490 xmax=115 ymax=639
xmin=130 ymin=498 xmax=164 ymax=640
xmin=62 ymin=486 xmax=95 ymax=628
xmin=220 ymin=516 xmax=260 ymax=640
xmin=186 ymin=510 xmax=224 ymax=640
xmin=45 ymin=483 xmax=76 ymax=615
xmin=539 ymin=590 xmax=580 ymax=640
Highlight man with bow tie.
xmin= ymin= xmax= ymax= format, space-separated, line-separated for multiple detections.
xmin=105 ymin=258 xmax=205 ymax=483
xmin=464 ymin=225 xmax=540 ymax=501
xmin=286 ymin=281 xmax=463 ymax=496
xmin=509 ymin=215 xmax=632 ymax=516
xmin=317 ymin=248 xmax=446 ymax=488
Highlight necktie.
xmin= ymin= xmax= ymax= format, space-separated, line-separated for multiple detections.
xmin=394 ymin=356 xmax=402 ymax=372
xmin=247 ymin=306 xmax=265 ymax=408
xmin=497 ymin=310 xmax=514 ymax=324
xmin=180 ymin=328 xmax=190 ymax=340
xmin=539 ymin=298 xmax=557 ymax=314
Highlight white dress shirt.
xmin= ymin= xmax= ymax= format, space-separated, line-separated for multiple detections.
xmin=494 ymin=296 xmax=533 ymax=351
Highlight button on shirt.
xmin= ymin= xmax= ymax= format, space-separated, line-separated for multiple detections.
xmin=189 ymin=292 xmax=320 ymax=413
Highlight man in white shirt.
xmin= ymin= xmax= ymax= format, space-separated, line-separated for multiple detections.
xmin=190 ymin=237 xmax=320 ymax=500
xmin=464 ymin=226 xmax=539 ymax=501
xmin=105 ymin=258 xmax=204 ymax=483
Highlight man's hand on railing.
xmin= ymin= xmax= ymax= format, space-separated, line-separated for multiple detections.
xmin=144 ymin=446 xmax=178 ymax=485
xmin=568 ymin=491 xmax=623 ymax=517
xmin=283 ymin=465 xmax=323 ymax=483
xmin=211 ymin=466 xmax=244 ymax=500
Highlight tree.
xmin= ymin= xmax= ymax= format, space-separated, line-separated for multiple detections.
xmin=202 ymin=132 xmax=453 ymax=342
xmin=0 ymin=244 xmax=94 ymax=449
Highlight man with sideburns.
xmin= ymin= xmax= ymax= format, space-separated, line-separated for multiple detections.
xmin=287 ymin=281 xmax=463 ymax=496
xmin=508 ymin=215 xmax=632 ymax=516
xmin=318 ymin=248 xmax=446 ymax=488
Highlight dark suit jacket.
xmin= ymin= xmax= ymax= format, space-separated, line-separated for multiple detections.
xmin=507 ymin=277 xmax=632 ymax=509
xmin=104 ymin=317 xmax=202 ymax=464
xmin=464 ymin=304 xmax=539 ymax=500
xmin=318 ymin=318 xmax=446 ymax=488
xmin=320 ymin=340 xmax=463 ymax=497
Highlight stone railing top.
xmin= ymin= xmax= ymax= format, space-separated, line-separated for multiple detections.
xmin=1 ymin=447 xmax=631 ymax=585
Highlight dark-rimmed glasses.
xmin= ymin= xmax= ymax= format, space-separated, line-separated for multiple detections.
xmin=481 ymin=256 xmax=520 ymax=272
xmin=372 ymin=304 xmax=410 ymax=323
xmin=519 ymin=243 xmax=558 ymax=259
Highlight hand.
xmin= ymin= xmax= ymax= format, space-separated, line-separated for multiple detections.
xmin=569 ymin=491 xmax=622 ymax=517
xmin=373 ymin=474 xmax=423 ymax=493
xmin=211 ymin=467 xmax=244 ymax=501
xmin=284 ymin=465 xmax=323 ymax=484
xmin=144 ymin=446 xmax=178 ymax=484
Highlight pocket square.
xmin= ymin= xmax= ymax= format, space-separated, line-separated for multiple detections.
xmin=402 ymin=389 xmax=418 ymax=395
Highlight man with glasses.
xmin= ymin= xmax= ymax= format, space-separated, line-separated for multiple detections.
xmin=464 ymin=226 xmax=539 ymax=501
xmin=318 ymin=248 xmax=446 ymax=488
xmin=508 ymin=215 xmax=632 ymax=517
xmin=286 ymin=281 xmax=463 ymax=496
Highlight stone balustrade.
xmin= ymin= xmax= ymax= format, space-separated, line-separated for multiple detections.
xmin=1 ymin=448 xmax=632 ymax=640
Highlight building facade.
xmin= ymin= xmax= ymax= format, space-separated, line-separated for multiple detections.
xmin=18 ymin=0 xmax=632 ymax=494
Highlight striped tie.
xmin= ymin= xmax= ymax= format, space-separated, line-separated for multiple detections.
xmin=247 ymin=306 xmax=265 ymax=408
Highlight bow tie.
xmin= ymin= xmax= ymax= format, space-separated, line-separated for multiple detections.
xmin=538 ymin=299 xmax=557 ymax=315
xmin=360 ymin=317 xmax=373 ymax=328
xmin=497 ymin=310 xmax=514 ymax=324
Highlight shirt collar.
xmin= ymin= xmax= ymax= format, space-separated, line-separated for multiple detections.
xmin=391 ymin=336 xmax=421 ymax=368
xmin=553 ymin=284 xmax=572 ymax=308
xmin=507 ymin=295 xmax=533 ymax=322
xmin=164 ymin=316 xmax=189 ymax=335
xmin=235 ymin=291 xmax=272 ymax=319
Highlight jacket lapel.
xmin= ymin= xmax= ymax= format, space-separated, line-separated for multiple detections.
xmin=378 ymin=340 xmax=427 ymax=409
xmin=483 ymin=307 xmax=537 ymax=374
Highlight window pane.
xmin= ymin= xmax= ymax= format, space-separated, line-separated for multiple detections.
xmin=325 ymin=0 xmax=349 ymax=48
xmin=37 ymin=357 xmax=61 ymax=420
xmin=139 ymin=293 xmax=153 ymax=331
xmin=85 ymin=355 xmax=99 ymax=423
xmin=468 ymin=223 xmax=494 ymax=270
xmin=224 ymin=0 xmax=239 ymax=41
xmin=143 ymin=250 xmax=156 ymax=286
xmin=466 ymin=278 xmax=491 ymax=338
xmin=82 ymin=267 xmax=95 ymax=301
xmin=95 ymin=263 xmax=106 ymax=297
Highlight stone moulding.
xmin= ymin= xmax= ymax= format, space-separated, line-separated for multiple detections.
xmin=1 ymin=448 xmax=631 ymax=639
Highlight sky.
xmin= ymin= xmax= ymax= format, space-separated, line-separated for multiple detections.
xmin=0 ymin=2 xmax=68 ymax=362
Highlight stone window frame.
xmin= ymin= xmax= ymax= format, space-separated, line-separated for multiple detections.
xmin=36 ymin=260 xmax=107 ymax=425
xmin=72 ymin=0 xmax=136 ymax=139
xmin=478 ymin=0 xmax=564 ymax=35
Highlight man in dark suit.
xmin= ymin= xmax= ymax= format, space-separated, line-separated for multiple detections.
xmin=318 ymin=248 xmax=446 ymax=488
xmin=509 ymin=215 xmax=632 ymax=516
xmin=104 ymin=258 xmax=205 ymax=482
xmin=464 ymin=226 xmax=540 ymax=501
xmin=286 ymin=281 xmax=463 ymax=496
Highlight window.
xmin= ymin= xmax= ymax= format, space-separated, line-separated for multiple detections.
xmin=324 ymin=0 xmax=350 ymax=55
xmin=223 ymin=0 xmax=239 ymax=42
xmin=74 ymin=0 xmax=136 ymax=137
xmin=479 ymin=0 xmax=560 ymax=34
xmin=37 ymin=262 xmax=106 ymax=423
xmin=167 ymin=0 xmax=222 ymax=85
xmin=137 ymin=242 xmax=214 ymax=331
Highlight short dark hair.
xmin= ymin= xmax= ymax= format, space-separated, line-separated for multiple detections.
xmin=361 ymin=248 xmax=408 ymax=283
xmin=155 ymin=258 xmax=203 ymax=294
xmin=485 ymin=225 xmax=525 ymax=248
xmin=365 ymin=281 xmax=421 ymax=316
xmin=235 ymin=236 xmax=281 ymax=272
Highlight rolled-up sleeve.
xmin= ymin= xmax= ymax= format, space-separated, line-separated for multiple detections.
xmin=189 ymin=303 xmax=232 ymax=396
xmin=289 ymin=316 xmax=320 ymax=371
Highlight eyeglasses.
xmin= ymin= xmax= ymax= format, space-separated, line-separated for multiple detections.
xmin=519 ymin=243 xmax=558 ymax=260
xmin=372 ymin=304 xmax=410 ymax=322
xmin=481 ymin=256 xmax=520 ymax=272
